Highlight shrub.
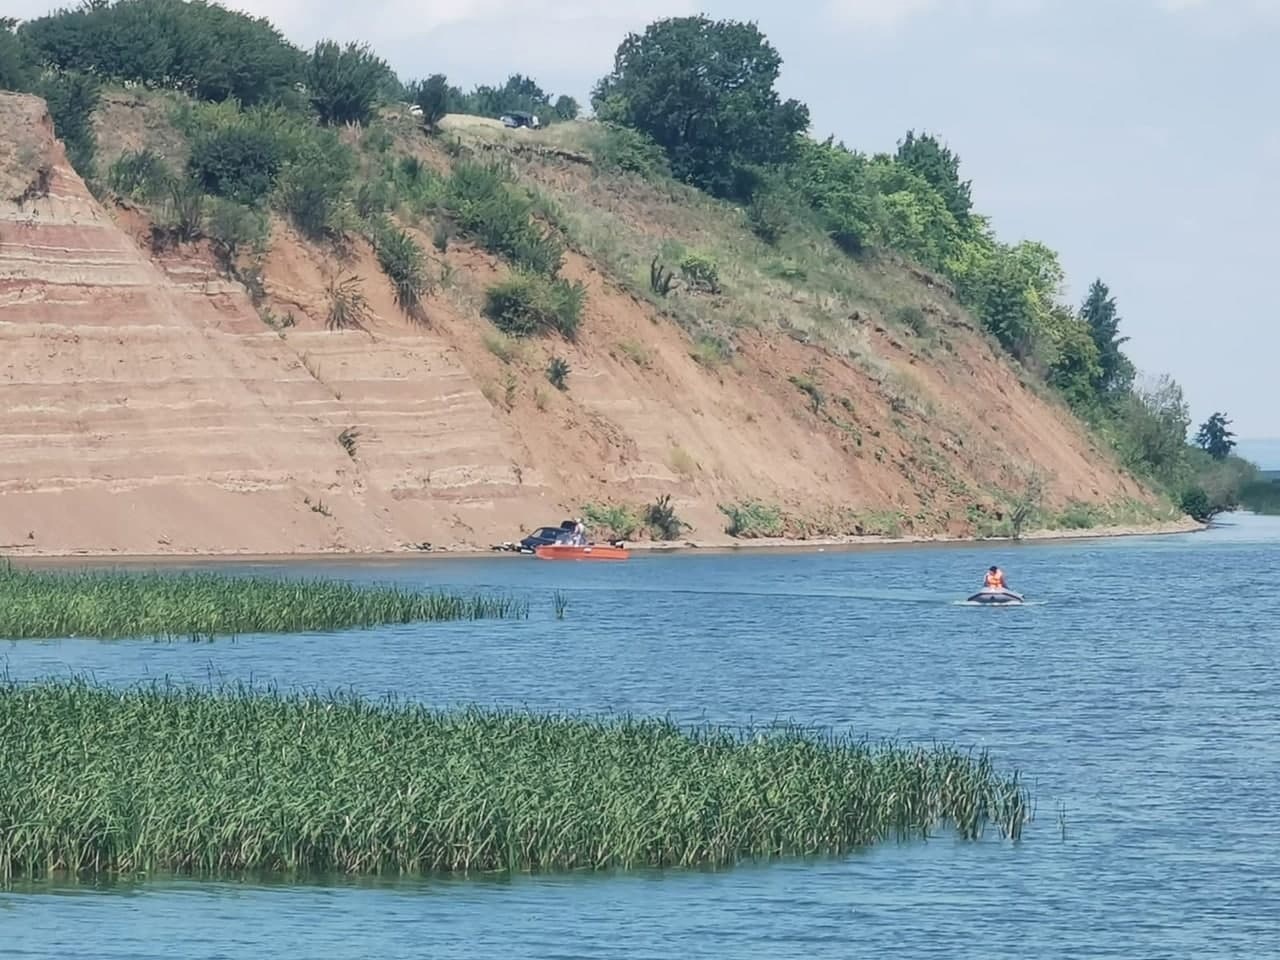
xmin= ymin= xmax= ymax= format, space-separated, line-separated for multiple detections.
xmin=275 ymin=135 xmax=355 ymax=239
xmin=546 ymin=356 xmax=570 ymax=390
xmin=354 ymin=178 xmax=394 ymax=219
xmin=443 ymin=161 xmax=564 ymax=275
xmin=585 ymin=123 xmax=670 ymax=179
xmin=151 ymin=176 xmax=205 ymax=248
xmin=644 ymin=495 xmax=685 ymax=540
xmin=306 ymin=40 xmax=393 ymax=125
xmin=747 ymin=189 xmax=789 ymax=245
xmin=894 ymin=304 xmax=930 ymax=337
xmin=325 ymin=273 xmax=373 ymax=331
xmin=788 ymin=373 xmax=824 ymax=414
xmin=485 ymin=273 xmax=584 ymax=340
xmin=1179 ymin=486 xmax=1212 ymax=523
xmin=188 ymin=122 xmax=283 ymax=203
xmin=679 ymin=252 xmax=721 ymax=293
xmin=205 ymin=197 xmax=268 ymax=270
xmin=583 ymin=503 xmax=639 ymax=541
xmin=373 ymin=225 xmax=429 ymax=314
xmin=108 ymin=148 xmax=168 ymax=201
xmin=689 ymin=334 xmax=732 ymax=368
xmin=649 ymin=255 xmax=674 ymax=296
xmin=720 ymin=501 xmax=784 ymax=538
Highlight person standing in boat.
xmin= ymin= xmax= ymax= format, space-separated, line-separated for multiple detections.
xmin=572 ymin=518 xmax=587 ymax=545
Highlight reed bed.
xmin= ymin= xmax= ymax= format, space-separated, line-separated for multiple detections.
xmin=0 ymin=681 xmax=1031 ymax=880
xmin=0 ymin=565 xmax=528 ymax=640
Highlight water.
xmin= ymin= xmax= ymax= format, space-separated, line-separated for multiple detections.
xmin=4 ymin=514 xmax=1280 ymax=958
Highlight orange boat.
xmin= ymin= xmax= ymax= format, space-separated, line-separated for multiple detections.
xmin=534 ymin=543 xmax=630 ymax=561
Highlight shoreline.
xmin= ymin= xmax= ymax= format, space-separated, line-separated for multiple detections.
xmin=1 ymin=517 xmax=1206 ymax=568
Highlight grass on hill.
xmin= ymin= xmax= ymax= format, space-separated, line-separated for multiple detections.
xmin=0 ymin=680 xmax=1032 ymax=880
xmin=0 ymin=564 xmax=528 ymax=640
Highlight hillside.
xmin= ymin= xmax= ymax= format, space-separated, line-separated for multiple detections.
xmin=0 ymin=88 xmax=1175 ymax=557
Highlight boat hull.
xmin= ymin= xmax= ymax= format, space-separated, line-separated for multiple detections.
xmin=534 ymin=544 xmax=630 ymax=561
xmin=966 ymin=587 xmax=1024 ymax=604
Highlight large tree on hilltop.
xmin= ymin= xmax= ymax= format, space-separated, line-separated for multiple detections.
xmin=1079 ymin=278 xmax=1135 ymax=400
xmin=592 ymin=15 xmax=810 ymax=198
xmin=306 ymin=40 xmax=396 ymax=125
xmin=895 ymin=130 xmax=972 ymax=225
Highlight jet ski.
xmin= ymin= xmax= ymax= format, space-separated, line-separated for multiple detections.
xmin=966 ymin=587 xmax=1025 ymax=605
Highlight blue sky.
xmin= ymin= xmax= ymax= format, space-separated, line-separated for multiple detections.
xmin=16 ymin=0 xmax=1277 ymax=444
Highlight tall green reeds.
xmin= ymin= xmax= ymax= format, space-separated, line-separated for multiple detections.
xmin=0 ymin=681 xmax=1031 ymax=880
xmin=0 ymin=565 xmax=527 ymax=640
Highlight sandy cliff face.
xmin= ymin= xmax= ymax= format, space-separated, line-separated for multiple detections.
xmin=0 ymin=92 xmax=1152 ymax=556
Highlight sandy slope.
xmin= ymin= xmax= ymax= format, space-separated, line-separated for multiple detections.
xmin=0 ymin=93 xmax=1163 ymax=558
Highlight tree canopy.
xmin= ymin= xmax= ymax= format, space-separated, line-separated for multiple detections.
xmin=1195 ymin=412 xmax=1236 ymax=461
xmin=306 ymin=40 xmax=395 ymax=126
xmin=20 ymin=0 xmax=305 ymax=105
xmin=592 ymin=15 xmax=810 ymax=198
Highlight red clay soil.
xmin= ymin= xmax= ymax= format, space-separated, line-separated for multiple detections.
xmin=0 ymin=92 xmax=1153 ymax=557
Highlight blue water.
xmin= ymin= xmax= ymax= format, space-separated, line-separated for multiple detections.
xmin=4 ymin=514 xmax=1280 ymax=958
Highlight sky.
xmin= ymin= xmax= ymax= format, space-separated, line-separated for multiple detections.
xmin=10 ymin=0 xmax=1278 ymax=444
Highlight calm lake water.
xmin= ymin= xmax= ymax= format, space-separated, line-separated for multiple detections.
xmin=4 ymin=514 xmax=1280 ymax=958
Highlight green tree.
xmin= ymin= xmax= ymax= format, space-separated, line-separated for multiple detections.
xmin=36 ymin=70 xmax=100 ymax=175
xmin=553 ymin=95 xmax=579 ymax=121
xmin=789 ymin=137 xmax=877 ymax=253
xmin=1 ymin=17 xmax=35 ymax=92
xmin=1114 ymin=374 xmax=1191 ymax=483
xmin=895 ymin=130 xmax=972 ymax=225
xmin=1047 ymin=307 xmax=1104 ymax=413
xmin=1194 ymin=412 xmax=1236 ymax=461
xmin=20 ymin=0 xmax=305 ymax=106
xmin=592 ymin=15 xmax=810 ymax=198
xmin=409 ymin=74 xmax=451 ymax=131
xmin=1079 ymin=278 xmax=1134 ymax=400
xmin=306 ymin=40 xmax=394 ymax=125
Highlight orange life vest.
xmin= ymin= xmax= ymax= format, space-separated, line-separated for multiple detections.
xmin=985 ymin=570 xmax=1004 ymax=588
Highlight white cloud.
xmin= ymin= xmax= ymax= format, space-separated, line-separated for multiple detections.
xmin=1154 ymin=0 xmax=1280 ymax=14
xmin=824 ymin=0 xmax=1046 ymax=30
xmin=824 ymin=0 xmax=940 ymax=28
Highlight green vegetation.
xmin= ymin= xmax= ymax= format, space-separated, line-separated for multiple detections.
xmin=593 ymin=15 xmax=809 ymax=199
xmin=720 ymin=501 xmax=785 ymax=538
xmin=305 ymin=40 xmax=395 ymax=126
xmin=582 ymin=503 xmax=640 ymax=541
xmin=0 ymin=679 xmax=1030 ymax=879
xmin=546 ymin=355 xmax=570 ymax=390
xmin=325 ymin=273 xmax=373 ymax=332
xmin=372 ymin=224 xmax=430 ymax=316
xmin=1194 ymin=412 xmax=1236 ymax=461
xmin=0 ymin=565 xmax=527 ymax=640
xmin=35 ymin=68 xmax=100 ymax=175
xmin=442 ymin=160 xmax=564 ymax=276
xmin=581 ymin=496 xmax=686 ymax=541
xmin=485 ymin=273 xmax=584 ymax=340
